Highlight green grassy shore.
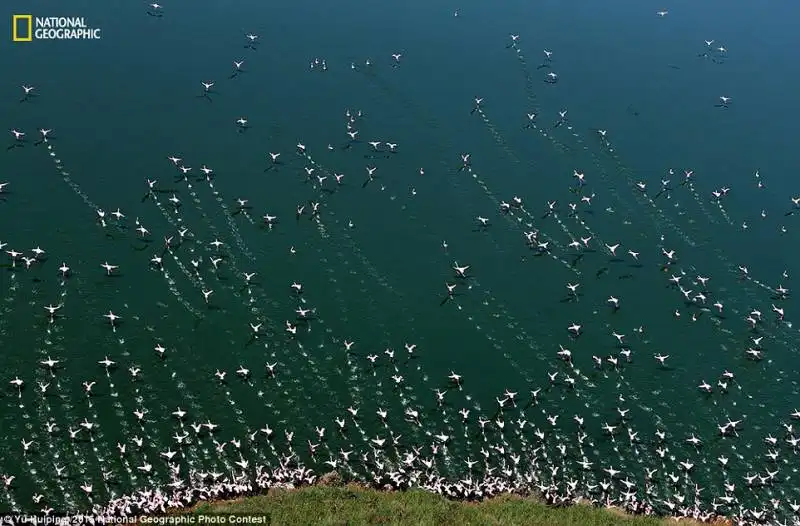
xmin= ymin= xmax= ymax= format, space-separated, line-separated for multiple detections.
xmin=152 ymin=484 xmax=725 ymax=526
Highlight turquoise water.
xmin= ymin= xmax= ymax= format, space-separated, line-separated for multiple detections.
xmin=2 ymin=0 xmax=800 ymax=519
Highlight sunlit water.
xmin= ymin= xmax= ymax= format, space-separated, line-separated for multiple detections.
xmin=1 ymin=1 xmax=799 ymax=523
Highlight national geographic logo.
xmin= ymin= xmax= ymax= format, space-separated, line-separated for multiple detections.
xmin=12 ymin=15 xmax=102 ymax=42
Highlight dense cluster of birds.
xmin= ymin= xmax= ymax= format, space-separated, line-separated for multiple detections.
xmin=3 ymin=5 xmax=800 ymax=526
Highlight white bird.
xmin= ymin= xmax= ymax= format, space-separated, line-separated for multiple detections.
xmin=10 ymin=377 xmax=24 ymax=396
xmin=98 ymin=356 xmax=115 ymax=369
xmin=453 ymin=262 xmax=470 ymax=278
xmin=100 ymin=262 xmax=118 ymax=275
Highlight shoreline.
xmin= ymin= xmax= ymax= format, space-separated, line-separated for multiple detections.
xmin=123 ymin=478 xmax=733 ymax=526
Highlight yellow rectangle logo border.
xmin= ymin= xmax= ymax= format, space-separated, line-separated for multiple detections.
xmin=12 ymin=14 xmax=33 ymax=42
